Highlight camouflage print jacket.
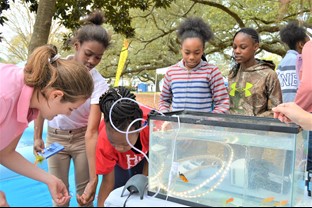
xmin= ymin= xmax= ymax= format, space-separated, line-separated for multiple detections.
xmin=228 ymin=59 xmax=282 ymax=117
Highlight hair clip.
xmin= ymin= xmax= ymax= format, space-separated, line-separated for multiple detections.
xmin=49 ymin=54 xmax=61 ymax=64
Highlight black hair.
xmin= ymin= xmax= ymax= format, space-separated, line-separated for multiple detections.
xmin=229 ymin=28 xmax=260 ymax=78
xmin=280 ymin=21 xmax=308 ymax=50
xmin=233 ymin=27 xmax=260 ymax=43
xmin=99 ymin=86 xmax=143 ymax=131
xmin=177 ymin=17 xmax=214 ymax=48
xmin=71 ymin=10 xmax=111 ymax=49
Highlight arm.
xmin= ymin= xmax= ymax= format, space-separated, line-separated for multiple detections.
xmin=0 ymin=191 xmax=9 ymax=207
xmin=33 ymin=112 xmax=45 ymax=154
xmin=295 ymin=40 xmax=312 ymax=111
xmin=77 ymin=104 xmax=101 ymax=205
xmin=210 ymin=67 xmax=230 ymax=114
xmin=159 ymin=73 xmax=172 ymax=112
xmin=258 ymin=71 xmax=282 ymax=117
xmin=0 ymin=135 xmax=70 ymax=205
xmin=97 ymin=170 xmax=115 ymax=207
xmin=142 ymin=160 xmax=148 ymax=176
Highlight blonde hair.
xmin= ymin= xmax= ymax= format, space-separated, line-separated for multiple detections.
xmin=24 ymin=44 xmax=94 ymax=103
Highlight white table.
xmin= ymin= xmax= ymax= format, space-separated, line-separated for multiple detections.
xmin=105 ymin=186 xmax=312 ymax=207
xmin=104 ymin=186 xmax=188 ymax=207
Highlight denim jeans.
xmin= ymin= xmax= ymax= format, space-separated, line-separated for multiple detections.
xmin=307 ymin=131 xmax=312 ymax=171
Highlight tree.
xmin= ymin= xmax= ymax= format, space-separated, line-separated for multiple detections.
xmin=96 ymin=0 xmax=311 ymax=84
xmin=0 ymin=0 xmax=11 ymax=42
xmin=28 ymin=0 xmax=56 ymax=54
xmin=0 ymin=1 xmax=69 ymax=63
xmin=1 ymin=0 xmax=311 ymax=85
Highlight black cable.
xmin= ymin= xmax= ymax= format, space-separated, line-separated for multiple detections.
xmin=123 ymin=190 xmax=136 ymax=207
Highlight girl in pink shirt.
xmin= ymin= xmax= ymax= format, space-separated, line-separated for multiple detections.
xmin=295 ymin=39 xmax=312 ymax=172
xmin=295 ymin=40 xmax=312 ymax=112
xmin=0 ymin=44 xmax=94 ymax=206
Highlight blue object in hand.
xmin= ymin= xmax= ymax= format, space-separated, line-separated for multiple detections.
xmin=39 ymin=142 xmax=64 ymax=159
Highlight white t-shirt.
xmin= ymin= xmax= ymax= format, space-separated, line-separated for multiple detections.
xmin=48 ymin=68 xmax=109 ymax=130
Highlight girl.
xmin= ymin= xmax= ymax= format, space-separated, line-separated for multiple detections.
xmin=228 ymin=27 xmax=282 ymax=117
xmin=159 ymin=17 xmax=229 ymax=113
xmin=96 ymin=86 xmax=150 ymax=206
xmin=33 ymin=10 xmax=110 ymax=206
xmin=0 ymin=44 xmax=94 ymax=206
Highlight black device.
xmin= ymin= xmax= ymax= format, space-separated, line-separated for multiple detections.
xmin=121 ymin=174 xmax=148 ymax=200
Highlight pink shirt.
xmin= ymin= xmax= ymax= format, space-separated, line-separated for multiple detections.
xmin=0 ymin=63 xmax=38 ymax=151
xmin=295 ymin=40 xmax=312 ymax=112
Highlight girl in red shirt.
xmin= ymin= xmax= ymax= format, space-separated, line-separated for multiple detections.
xmin=96 ymin=86 xmax=150 ymax=206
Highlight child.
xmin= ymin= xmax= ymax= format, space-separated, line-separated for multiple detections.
xmin=276 ymin=21 xmax=309 ymax=102
xmin=0 ymin=44 xmax=94 ymax=206
xmin=33 ymin=10 xmax=110 ymax=206
xmin=228 ymin=27 xmax=282 ymax=117
xmin=96 ymin=86 xmax=151 ymax=206
xmin=159 ymin=17 xmax=229 ymax=113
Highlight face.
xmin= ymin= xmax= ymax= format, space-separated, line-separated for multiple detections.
xmin=181 ymin=38 xmax=204 ymax=70
xmin=297 ymin=36 xmax=310 ymax=54
xmin=105 ymin=124 xmax=139 ymax=153
xmin=39 ymin=90 xmax=86 ymax=120
xmin=232 ymin=32 xmax=259 ymax=64
xmin=74 ymin=40 xmax=105 ymax=71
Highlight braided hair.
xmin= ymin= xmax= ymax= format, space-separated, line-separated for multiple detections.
xmin=229 ymin=28 xmax=260 ymax=78
xmin=99 ymin=86 xmax=143 ymax=131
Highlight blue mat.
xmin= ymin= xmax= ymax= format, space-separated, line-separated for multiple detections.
xmin=0 ymin=121 xmax=80 ymax=206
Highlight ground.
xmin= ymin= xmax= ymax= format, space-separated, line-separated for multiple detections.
xmin=134 ymin=92 xmax=160 ymax=110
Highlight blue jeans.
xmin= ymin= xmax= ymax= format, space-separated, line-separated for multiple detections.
xmin=114 ymin=158 xmax=146 ymax=189
xmin=307 ymin=131 xmax=312 ymax=171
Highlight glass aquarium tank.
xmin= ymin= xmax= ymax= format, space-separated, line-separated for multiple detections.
xmin=147 ymin=111 xmax=309 ymax=207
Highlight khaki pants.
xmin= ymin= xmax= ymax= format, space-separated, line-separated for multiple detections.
xmin=47 ymin=126 xmax=93 ymax=207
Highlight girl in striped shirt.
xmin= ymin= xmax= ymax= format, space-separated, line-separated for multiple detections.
xmin=159 ymin=17 xmax=229 ymax=113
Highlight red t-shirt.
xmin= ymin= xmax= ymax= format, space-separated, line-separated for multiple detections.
xmin=96 ymin=106 xmax=150 ymax=175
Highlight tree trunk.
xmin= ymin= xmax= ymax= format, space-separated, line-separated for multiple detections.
xmin=28 ymin=0 xmax=56 ymax=56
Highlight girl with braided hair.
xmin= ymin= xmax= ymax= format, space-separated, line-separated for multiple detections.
xmin=95 ymin=86 xmax=151 ymax=206
xmin=228 ymin=27 xmax=282 ymax=117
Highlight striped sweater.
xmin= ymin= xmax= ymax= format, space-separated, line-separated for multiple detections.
xmin=159 ymin=60 xmax=229 ymax=113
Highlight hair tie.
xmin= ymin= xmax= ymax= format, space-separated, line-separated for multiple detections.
xmin=50 ymin=54 xmax=61 ymax=64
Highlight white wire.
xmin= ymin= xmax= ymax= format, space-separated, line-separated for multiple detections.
xmin=108 ymin=97 xmax=166 ymax=198
xmin=109 ymin=97 xmax=165 ymax=135
xmin=165 ymin=115 xmax=181 ymax=204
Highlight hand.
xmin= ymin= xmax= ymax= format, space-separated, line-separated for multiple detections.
xmin=0 ymin=191 xmax=9 ymax=207
xmin=160 ymin=121 xmax=173 ymax=132
xmin=273 ymin=102 xmax=301 ymax=124
xmin=76 ymin=178 xmax=98 ymax=206
xmin=33 ymin=138 xmax=45 ymax=155
xmin=47 ymin=175 xmax=71 ymax=206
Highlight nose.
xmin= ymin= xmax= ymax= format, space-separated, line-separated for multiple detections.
xmin=234 ymin=48 xmax=241 ymax=55
xmin=87 ymin=56 xmax=98 ymax=65
xmin=189 ymin=53 xmax=195 ymax=60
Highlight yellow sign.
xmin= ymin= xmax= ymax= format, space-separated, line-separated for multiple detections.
xmin=114 ymin=39 xmax=129 ymax=87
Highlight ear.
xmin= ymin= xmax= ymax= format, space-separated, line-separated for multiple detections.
xmin=297 ymin=41 xmax=305 ymax=52
xmin=50 ymin=90 xmax=64 ymax=100
xmin=254 ymin=42 xmax=259 ymax=52
xmin=74 ymin=42 xmax=80 ymax=51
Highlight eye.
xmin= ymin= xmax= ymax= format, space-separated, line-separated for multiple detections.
xmin=85 ymin=52 xmax=93 ymax=57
